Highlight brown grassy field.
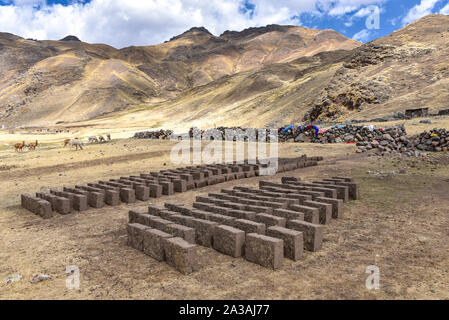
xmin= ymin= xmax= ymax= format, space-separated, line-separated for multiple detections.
xmin=0 ymin=134 xmax=448 ymax=300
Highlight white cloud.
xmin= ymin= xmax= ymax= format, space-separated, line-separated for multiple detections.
xmin=440 ymin=3 xmax=449 ymax=14
xmin=402 ymin=0 xmax=441 ymax=25
xmin=0 ymin=0 xmax=387 ymax=48
xmin=352 ymin=28 xmax=371 ymax=42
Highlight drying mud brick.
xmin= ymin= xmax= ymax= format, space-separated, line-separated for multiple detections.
xmin=213 ymin=225 xmax=246 ymax=258
xmin=245 ymin=233 xmax=284 ymax=270
xmin=313 ymin=182 xmax=349 ymax=202
xmin=148 ymin=204 xmax=164 ymax=216
xmin=104 ymin=190 xmax=120 ymax=206
xmin=272 ymin=208 xmax=304 ymax=221
xmin=159 ymin=210 xmax=178 ymax=220
xmin=316 ymin=197 xmax=343 ymax=219
xmin=164 ymin=224 xmax=196 ymax=244
xmin=194 ymin=179 xmax=207 ymax=188
xmin=55 ymin=197 xmax=71 ymax=215
xmin=163 ymin=237 xmax=198 ymax=275
xmin=135 ymin=185 xmax=150 ymax=201
xmin=160 ymin=182 xmax=174 ymax=196
xmin=173 ymin=179 xmax=187 ymax=193
xmin=267 ymin=226 xmax=303 ymax=261
xmin=190 ymin=209 xmax=211 ymax=220
xmin=289 ymin=205 xmax=319 ymax=224
xmin=142 ymin=228 xmax=173 ymax=261
xmin=208 ymin=213 xmax=236 ymax=225
xmin=303 ymin=200 xmax=332 ymax=225
xmin=120 ymin=188 xmax=136 ymax=204
xmin=21 ymin=194 xmax=53 ymax=219
xmin=227 ymin=209 xmax=256 ymax=221
xmin=286 ymin=220 xmax=324 ymax=252
xmin=192 ymin=219 xmax=218 ymax=247
xmin=335 ymin=182 xmax=360 ymax=201
xmin=127 ymin=223 xmax=150 ymax=251
xmin=148 ymin=184 xmax=162 ymax=198
xmin=171 ymin=215 xmax=196 ymax=228
xmin=332 ymin=176 xmax=354 ymax=182
xmin=256 ymin=213 xmax=286 ymax=227
xmin=232 ymin=219 xmax=266 ymax=235
xmin=149 ymin=217 xmax=174 ymax=231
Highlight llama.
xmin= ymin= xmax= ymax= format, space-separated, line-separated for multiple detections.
xmin=14 ymin=141 xmax=25 ymax=152
xmin=69 ymin=138 xmax=84 ymax=150
xmin=28 ymin=140 xmax=38 ymax=150
xmin=63 ymin=139 xmax=71 ymax=147
xmin=98 ymin=135 xmax=106 ymax=143
xmin=88 ymin=136 xmax=99 ymax=144
xmin=106 ymin=134 xmax=111 ymax=141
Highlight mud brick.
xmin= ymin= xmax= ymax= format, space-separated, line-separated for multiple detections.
xmin=118 ymin=188 xmax=134 ymax=204
xmin=142 ymin=228 xmax=173 ymax=261
xmin=190 ymin=209 xmax=211 ymax=220
xmin=21 ymin=194 xmax=53 ymax=219
xmin=260 ymin=201 xmax=286 ymax=209
xmin=146 ymin=204 xmax=163 ymax=216
xmin=54 ymin=197 xmax=71 ymax=215
xmin=272 ymin=208 xmax=304 ymax=221
xmin=282 ymin=177 xmax=300 ymax=183
xmin=244 ymin=171 xmax=256 ymax=178
xmin=158 ymin=181 xmax=173 ymax=196
xmin=225 ymin=173 xmax=236 ymax=181
xmin=287 ymin=220 xmax=323 ymax=252
xmin=137 ymin=213 xmax=154 ymax=226
xmin=194 ymin=179 xmax=207 ymax=188
xmin=232 ymin=219 xmax=265 ymax=235
xmin=163 ymin=237 xmax=198 ymax=274
xmin=332 ymin=176 xmax=354 ymax=182
xmin=64 ymin=192 xmax=88 ymax=211
xmin=86 ymin=191 xmax=104 ymax=208
xmin=215 ymin=175 xmax=226 ymax=184
xmin=245 ymin=233 xmax=283 ymax=269
xmin=148 ymin=184 xmax=162 ymax=198
xmin=192 ymin=202 xmax=214 ymax=212
xmin=205 ymin=176 xmax=216 ymax=186
xmin=289 ymin=205 xmax=319 ymax=224
xmin=133 ymin=185 xmax=148 ymax=201
xmin=303 ymin=200 xmax=332 ymax=225
xmin=246 ymin=205 xmax=273 ymax=214
xmin=164 ymin=224 xmax=196 ymax=244
xmin=171 ymin=215 xmax=196 ymax=228
xmin=191 ymin=219 xmax=218 ymax=247
xmin=213 ymin=225 xmax=245 ymax=258
xmin=207 ymin=167 xmax=222 ymax=175
xmin=208 ymin=213 xmax=236 ymax=226
xmin=267 ymin=226 xmax=303 ymax=261
xmin=316 ymin=197 xmax=343 ymax=219
xmin=191 ymin=172 xmax=205 ymax=180
xmin=227 ymin=210 xmax=256 ymax=221
xmin=127 ymin=223 xmax=149 ymax=251
xmin=222 ymin=202 xmax=246 ymax=211
xmin=129 ymin=210 xmax=143 ymax=223
xmin=256 ymin=213 xmax=286 ymax=227
xmin=104 ymin=190 xmax=120 ymax=206
xmin=235 ymin=172 xmax=246 ymax=179
xmin=149 ymin=217 xmax=174 ymax=231
xmin=159 ymin=210 xmax=178 ymax=220
xmin=173 ymin=179 xmax=187 ymax=193
xmin=230 ymin=166 xmax=243 ymax=173
xmin=296 ymin=190 xmax=325 ymax=200
xmin=313 ymin=182 xmax=349 ymax=202
xmin=180 ymin=174 xmax=194 ymax=182
xmin=335 ymin=182 xmax=360 ymax=200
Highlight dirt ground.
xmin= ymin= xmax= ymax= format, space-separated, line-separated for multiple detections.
xmin=0 ymin=136 xmax=448 ymax=300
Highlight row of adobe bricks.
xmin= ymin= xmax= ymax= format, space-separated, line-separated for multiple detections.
xmin=127 ymin=175 xmax=359 ymax=274
xmin=20 ymin=156 xmax=323 ymax=219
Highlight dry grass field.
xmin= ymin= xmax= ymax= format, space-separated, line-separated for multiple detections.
xmin=0 ymin=131 xmax=448 ymax=300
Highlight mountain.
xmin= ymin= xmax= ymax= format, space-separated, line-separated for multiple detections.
xmin=0 ymin=24 xmax=359 ymax=127
xmin=3 ymin=15 xmax=448 ymax=130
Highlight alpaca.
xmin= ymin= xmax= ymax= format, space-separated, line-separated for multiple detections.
xmin=14 ymin=141 xmax=25 ymax=152
xmin=98 ymin=135 xmax=106 ymax=143
xmin=63 ymin=138 xmax=71 ymax=147
xmin=28 ymin=140 xmax=38 ymax=150
xmin=69 ymin=138 xmax=84 ymax=150
xmin=88 ymin=136 xmax=99 ymax=144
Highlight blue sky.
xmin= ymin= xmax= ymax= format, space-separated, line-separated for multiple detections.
xmin=0 ymin=0 xmax=448 ymax=47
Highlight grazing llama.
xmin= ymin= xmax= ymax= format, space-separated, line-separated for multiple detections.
xmin=28 ymin=140 xmax=38 ymax=151
xmin=88 ymin=136 xmax=99 ymax=144
xmin=14 ymin=141 xmax=25 ymax=152
xmin=69 ymin=138 xmax=84 ymax=150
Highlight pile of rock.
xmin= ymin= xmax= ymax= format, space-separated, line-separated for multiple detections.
xmin=133 ymin=129 xmax=174 ymax=140
xmin=357 ymin=128 xmax=448 ymax=157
